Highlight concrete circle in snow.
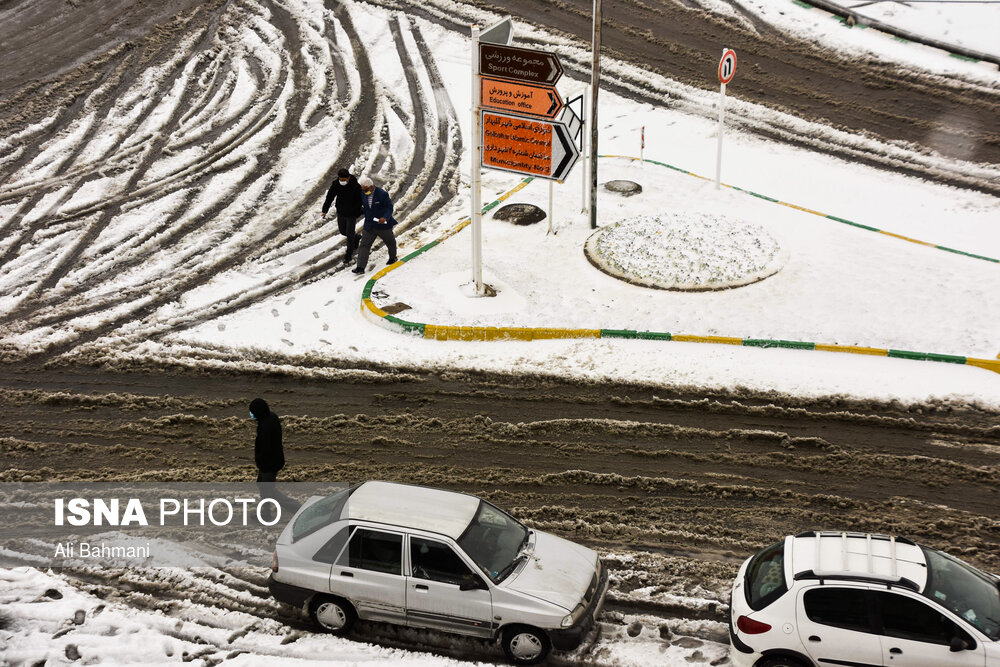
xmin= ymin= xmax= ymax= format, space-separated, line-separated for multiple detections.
xmin=603 ymin=180 xmax=643 ymax=196
xmin=492 ymin=203 xmax=546 ymax=225
xmin=584 ymin=213 xmax=785 ymax=291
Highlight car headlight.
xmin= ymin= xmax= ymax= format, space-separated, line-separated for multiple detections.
xmin=561 ymin=603 xmax=586 ymax=628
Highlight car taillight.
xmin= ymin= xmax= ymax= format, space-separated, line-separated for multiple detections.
xmin=736 ymin=615 xmax=771 ymax=634
xmin=271 ymin=550 xmax=279 ymax=573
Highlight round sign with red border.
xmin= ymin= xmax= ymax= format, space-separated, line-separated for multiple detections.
xmin=718 ymin=49 xmax=737 ymax=84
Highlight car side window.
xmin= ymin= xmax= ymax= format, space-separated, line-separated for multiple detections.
xmin=803 ymin=588 xmax=873 ymax=633
xmin=343 ymin=527 xmax=402 ymax=575
xmin=877 ymin=592 xmax=975 ymax=647
xmin=312 ymin=526 xmax=351 ymax=564
xmin=410 ymin=536 xmax=479 ymax=586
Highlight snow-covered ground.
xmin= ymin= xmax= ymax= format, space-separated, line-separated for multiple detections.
xmin=2 ymin=0 xmax=1000 ymax=664
xmin=166 ymin=1 xmax=1000 ymax=408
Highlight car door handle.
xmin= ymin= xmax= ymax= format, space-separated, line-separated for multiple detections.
xmin=414 ymin=584 xmax=429 ymax=591
xmin=340 ymin=571 xmax=353 ymax=578
xmin=889 ymin=648 xmax=902 ymax=654
xmin=808 ymin=636 xmax=821 ymax=642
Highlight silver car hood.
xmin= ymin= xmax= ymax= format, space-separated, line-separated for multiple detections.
xmin=503 ymin=530 xmax=597 ymax=611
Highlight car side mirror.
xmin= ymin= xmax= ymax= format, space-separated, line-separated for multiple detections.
xmin=950 ymin=636 xmax=969 ymax=652
xmin=460 ymin=579 xmax=486 ymax=591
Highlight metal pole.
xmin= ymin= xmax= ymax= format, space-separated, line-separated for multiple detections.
xmin=471 ymin=25 xmax=484 ymax=294
xmin=589 ymin=0 xmax=601 ymax=229
xmin=715 ymin=48 xmax=726 ymax=190
xmin=640 ymin=125 xmax=644 ymax=162
xmin=547 ymin=179 xmax=554 ymax=235
xmin=581 ymin=84 xmax=589 ymax=215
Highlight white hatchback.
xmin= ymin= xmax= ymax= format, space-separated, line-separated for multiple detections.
xmin=729 ymin=531 xmax=1000 ymax=667
xmin=268 ymin=481 xmax=607 ymax=665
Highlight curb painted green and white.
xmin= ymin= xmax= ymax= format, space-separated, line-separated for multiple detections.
xmin=360 ymin=161 xmax=1000 ymax=376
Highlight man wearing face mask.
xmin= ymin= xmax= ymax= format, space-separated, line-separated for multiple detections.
xmin=321 ymin=168 xmax=363 ymax=264
xmin=352 ymin=176 xmax=398 ymax=275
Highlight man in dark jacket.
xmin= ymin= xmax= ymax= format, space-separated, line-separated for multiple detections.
xmin=249 ymin=398 xmax=299 ymax=518
xmin=351 ymin=176 xmax=398 ymax=274
xmin=321 ymin=168 xmax=363 ymax=264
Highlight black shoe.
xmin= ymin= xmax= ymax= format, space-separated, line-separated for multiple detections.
xmin=386 ymin=257 xmax=397 ymax=265
xmin=344 ymin=253 xmax=353 ymax=264
xmin=351 ymin=267 xmax=364 ymax=275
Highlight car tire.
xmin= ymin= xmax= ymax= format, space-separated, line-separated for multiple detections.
xmin=757 ymin=656 xmax=809 ymax=667
xmin=501 ymin=625 xmax=551 ymax=665
xmin=309 ymin=595 xmax=356 ymax=635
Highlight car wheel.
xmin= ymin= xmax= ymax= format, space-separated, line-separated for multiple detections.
xmin=501 ymin=625 xmax=551 ymax=665
xmin=758 ymin=656 xmax=809 ymax=667
xmin=309 ymin=595 xmax=356 ymax=635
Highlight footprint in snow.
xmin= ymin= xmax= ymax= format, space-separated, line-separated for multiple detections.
xmin=217 ymin=324 xmax=226 ymax=331
xmin=312 ymin=312 xmax=319 ymax=319
xmin=322 ymin=324 xmax=329 ymax=331
xmin=285 ymin=297 xmax=295 ymax=305
xmin=283 ymin=322 xmax=291 ymax=332
xmin=320 ymin=339 xmax=331 ymax=345
xmin=270 ymin=309 xmax=279 ymax=318
xmin=281 ymin=339 xmax=294 ymax=347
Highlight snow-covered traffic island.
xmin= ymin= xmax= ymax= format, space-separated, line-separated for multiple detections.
xmin=585 ymin=212 xmax=784 ymax=291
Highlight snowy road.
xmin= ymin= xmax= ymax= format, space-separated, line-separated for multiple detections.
xmin=3 ymin=363 xmax=999 ymax=663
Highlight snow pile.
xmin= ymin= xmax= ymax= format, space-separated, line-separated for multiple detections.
xmin=587 ymin=213 xmax=784 ymax=290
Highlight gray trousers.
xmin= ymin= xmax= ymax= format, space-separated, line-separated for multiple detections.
xmin=355 ymin=227 xmax=397 ymax=269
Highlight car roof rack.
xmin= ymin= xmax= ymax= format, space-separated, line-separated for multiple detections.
xmin=793 ymin=531 xmax=924 ymax=586
xmin=792 ymin=569 xmax=921 ymax=592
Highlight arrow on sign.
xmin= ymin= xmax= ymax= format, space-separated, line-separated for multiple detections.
xmin=480 ymin=43 xmax=563 ymax=86
xmin=480 ymin=77 xmax=564 ymax=119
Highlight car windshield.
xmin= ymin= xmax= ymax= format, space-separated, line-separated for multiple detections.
xmin=291 ymin=488 xmax=350 ymax=542
xmin=456 ymin=500 xmax=529 ymax=583
xmin=922 ymin=546 xmax=1000 ymax=640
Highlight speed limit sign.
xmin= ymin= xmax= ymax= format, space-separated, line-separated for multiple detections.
xmin=718 ymin=48 xmax=737 ymax=84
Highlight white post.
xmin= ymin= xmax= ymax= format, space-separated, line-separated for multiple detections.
xmin=547 ymin=179 xmax=554 ymax=235
xmin=470 ymin=25 xmax=484 ymax=294
xmin=589 ymin=0 xmax=601 ymax=230
xmin=715 ymin=48 xmax=726 ymax=190
xmin=581 ymin=84 xmax=589 ymax=215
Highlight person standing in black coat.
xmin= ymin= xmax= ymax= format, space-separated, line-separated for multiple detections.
xmin=321 ymin=168 xmax=363 ymax=264
xmin=249 ymin=398 xmax=299 ymax=518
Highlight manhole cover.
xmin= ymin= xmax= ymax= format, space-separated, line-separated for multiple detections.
xmin=603 ymin=180 xmax=642 ymax=196
xmin=492 ymin=203 xmax=545 ymax=225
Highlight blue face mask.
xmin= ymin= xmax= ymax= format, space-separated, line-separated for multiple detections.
xmin=250 ymin=411 xmax=256 ymax=420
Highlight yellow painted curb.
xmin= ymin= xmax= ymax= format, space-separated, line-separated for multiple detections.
xmin=814 ymin=344 xmax=888 ymax=356
xmin=672 ymin=334 xmax=743 ymax=346
xmin=879 ymin=230 xmax=936 ymax=247
xmin=966 ymin=358 xmax=1000 ymax=374
xmin=362 ymin=298 xmax=387 ymax=318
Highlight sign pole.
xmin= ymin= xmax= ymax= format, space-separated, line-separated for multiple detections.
xmin=715 ymin=79 xmax=725 ymax=190
xmin=714 ymin=47 xmax=736 ymax=191
xmin=589 ymin=0 xmax=601 ymax=230
xmin=581 ymin=85 xmax=589 ymax=215
xmin=471 ymin=25 xmax=484 ymax=295
xmin=547 ymin=179 xmax=554 ymax=235
xmin=640 ymin=125 xmax=645 ymax=162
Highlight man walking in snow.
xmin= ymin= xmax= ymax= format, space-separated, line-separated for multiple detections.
xmin=321 ymin=168 xmax=363 ymax=264
xmin=249 ymin=398 xmax=299 ymax=519
xmin=351 ymin=176 xmax=398 ymax=274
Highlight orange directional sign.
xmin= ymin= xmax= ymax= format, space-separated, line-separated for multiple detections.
xmin=481 ymin=109 xmax=580 ymax=181
xmin=480 ymin=77 xmax=563 ymax=119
